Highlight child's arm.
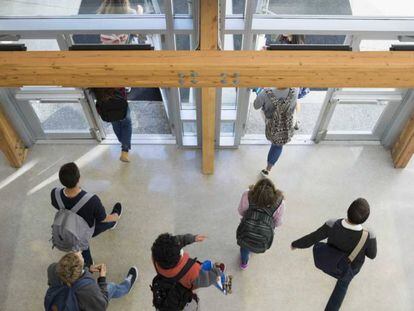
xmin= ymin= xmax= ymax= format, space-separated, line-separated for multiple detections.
xmin=238 ymin=190 xmax=250 ymax=217
xmin=273 ymin=200 xmax=286 ymax=227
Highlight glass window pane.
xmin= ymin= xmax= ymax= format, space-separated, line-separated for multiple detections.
xmin=227 ymin=0 xmax=245 ymax=15
xmin=359 ymin=39 xmax=414 ymax=51
xmin=0 ymin=0 xmax=165 ymax=16
xmin=224 ymin=34 xmax=242 ymax=51
xmin=255 ymin=0 xmax=414 ymax=16
xmin=173 ymin=0 xmax=193 ymax=15
xmin=30 ymin=101 xmax=90 ymax=132
xmin=179 ymin=88 xmax=195 ymax=109
xmin=183 ymin=121 xmax=197 ymax=136
xmin=328 ymin=103 xmax=388 ymax=132
xmin=256 ymin=34 xmax=345 ymax=51
xmin=103 ymin=101 xmax=172 ymax=135
xmin=175 ymin=34 xmax=191 ymax=50
xmin=220 ymin=122 xmax=235 ymax=137
xmin=295 ymin=90 xmax=326 ymax=135
xmin=222 ymin=88 xmax=237 ymax=109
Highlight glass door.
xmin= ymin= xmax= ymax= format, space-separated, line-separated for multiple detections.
xmin=14 ymin=87 xmax=99 ymax=140
xmin=323 ymin=88 xmax=406 ymax=141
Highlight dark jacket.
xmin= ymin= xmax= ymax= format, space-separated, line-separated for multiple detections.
xmin=47 ymin=263 xmax=109 ymax=311
xmin=292 ymin=219 xmax=377 ymax=272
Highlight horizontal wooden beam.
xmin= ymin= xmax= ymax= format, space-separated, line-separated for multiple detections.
xmin=392 ymin=112 xmax=414 ymax=168
xmin=1 ymin=51 xmax=414 ymax=88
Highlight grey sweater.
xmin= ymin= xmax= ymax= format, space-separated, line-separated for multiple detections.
xmin=253 ymin=88 xmax=299 ymax=117
xmin=47 ymin=263 xmax=109 ymax=311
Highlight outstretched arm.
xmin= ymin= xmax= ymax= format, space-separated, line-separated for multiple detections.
xmin=291 ymin=222 xmax=331 ymax=249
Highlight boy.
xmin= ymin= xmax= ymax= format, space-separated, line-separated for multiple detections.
xmin=291 ymin=198 xmax=377 ymax=310
xmin=51 ymin=162 xmax=122 ymax=267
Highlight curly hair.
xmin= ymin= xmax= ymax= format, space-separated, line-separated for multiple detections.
xmin=56 ymin=253 xmax=83 ymax=286
xmin=151 ymin=233 xmax=182 ymax=269
xmin=248 ymin=178 xmax=283 ymax=208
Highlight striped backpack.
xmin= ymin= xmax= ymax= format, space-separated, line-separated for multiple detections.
xmin=264 ymin=88 xmax=295 ymax=145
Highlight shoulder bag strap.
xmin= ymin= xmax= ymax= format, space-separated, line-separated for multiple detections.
xmin=54 ymin=188 xmax=65 ymax=211
xmin=71 ymin=192 xmax=94 ymax=214
xmin=171 ymin=257 xmax=197 ymax=283
xmin=348 ymin=230 xmax=369 ymax=262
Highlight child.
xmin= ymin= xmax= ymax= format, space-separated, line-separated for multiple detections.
xmin=236 ymin=178 xmax=286 ymax=269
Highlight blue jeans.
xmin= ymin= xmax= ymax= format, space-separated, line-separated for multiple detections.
xmin=108 ymin=278 xmax=132 ymax=299
xmin=240 ymin=247 xmax=250 ymax=265
xmin=267 ymin=144 xmax=283 ymax=167
xmin=82 ymin=221 xmax=116 ymax=268
xmin=325 ymin=267 xmax=355 ymax=311
xmin=111 ymin=108 xmax=132 ymax=152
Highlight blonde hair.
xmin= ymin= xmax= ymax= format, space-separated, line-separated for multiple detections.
xmin=97 ymin=0 xmax=132 ymax=14
xmin=56 ymin=253 xmax=83 ymax=286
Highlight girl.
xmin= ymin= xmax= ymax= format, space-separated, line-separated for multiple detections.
xmin=237 ymin=178 xmax=286 ymax=269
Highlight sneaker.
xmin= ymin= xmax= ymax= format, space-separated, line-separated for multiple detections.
xmin=294 ymin=120 xmax=300 ymax=130
xmin=261 ymin=169 xmax=269 ymax=178
xmin=111 ymin=203 xmax=123 ymax=218
xmin=240 ymin=262 xmax=248 ymax=270
xmin=120 ymin=151 xmax=130 ymax=163
xmin=110 ymin=203 xmax=122 ymax=230
xmin=126 ymin=266 xmax=138 ymax=291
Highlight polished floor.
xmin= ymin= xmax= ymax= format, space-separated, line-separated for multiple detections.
xmin=0 ymin=144 xmax=413 ymax=310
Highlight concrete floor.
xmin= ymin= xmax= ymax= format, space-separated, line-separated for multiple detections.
xmin=0 ymin=144 xmax=413 ymax=310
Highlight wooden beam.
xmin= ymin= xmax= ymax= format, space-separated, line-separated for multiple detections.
xmin=200 ymin=0 xmax=218 ymax=50
xmin=392 ymin=112 xmax=414 ymax=168
xmin=200 ymin=0 xmax=218 ymax=174
xmin=0 ymin=107 xmax=27 ymax=168
xmin=201 ymin=87 xmax=216 ymax=174
xmin=1 ymin=51 xmax=414 ymax=88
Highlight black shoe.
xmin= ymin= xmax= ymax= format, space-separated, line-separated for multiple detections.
xmin=127 ymin=266 xmax=138 ymax=291
xmin=111 ymin=203 xmax=122 ymax=218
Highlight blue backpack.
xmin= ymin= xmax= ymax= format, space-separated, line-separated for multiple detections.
xmin=44 ymin=277 xmax=94 ymax=311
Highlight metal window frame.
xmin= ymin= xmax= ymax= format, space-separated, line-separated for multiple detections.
xmin=223 ymin=10 xmax=414 ymax=147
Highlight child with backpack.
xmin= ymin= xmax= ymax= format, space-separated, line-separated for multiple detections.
xmin=93 ymin=88 xmax=132 ymax=162
xmin=151 ymin=233 xmax=225 ymax=311
xmin=236 ymin=178 xmax=286 ymax=270
xmin=51 ymin=162 xmax=122 ymax=268
xmin=45 ymin=252 xmax=138 ymax=311
xmin=291 ymin=198 xmax=377 ymax=311
xmin=253 ymin=87 xmax=299 ymax=177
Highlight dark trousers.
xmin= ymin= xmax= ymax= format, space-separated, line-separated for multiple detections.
xmin=82 ymin=221 xmax=116 ymax=267
xmin=325 ymin=267 xmax=356 ymax=311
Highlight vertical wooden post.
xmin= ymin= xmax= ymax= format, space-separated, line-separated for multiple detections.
xmin=0 ymin=107 xmax=27 ymax=168
xmin=200 ymin=0 xmax=219 ymax=174
xmin=392 ymin=112 xmax=414 ymax=168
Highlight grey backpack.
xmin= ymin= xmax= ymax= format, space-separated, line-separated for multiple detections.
xmin=264 ymin=89 xmax=295 ymax=145
xmin=51 ymin=188 xmax=95 ymax=252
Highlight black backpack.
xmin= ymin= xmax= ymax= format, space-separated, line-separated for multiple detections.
xmin=236 ymin=198 xmax=282 ymax=253
xmin=151 ymin=258 xmax=197 ymax=311
xmin=95 ymin=88 xmax=128 ymax=122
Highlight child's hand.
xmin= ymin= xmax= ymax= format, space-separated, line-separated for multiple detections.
xmin=195 ymin=235 xmax=207 ymax=242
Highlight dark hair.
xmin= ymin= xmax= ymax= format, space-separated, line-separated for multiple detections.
xmin=59 ymin=162 xmax=80 ymax=188
xmin=151 ymin=233 xmax=182 ymax=269
xmin=92 ymin=88 xmax=116 ymax=102
xmin=248 ymin=179 xmax=283 ymax=208
xmin=347 ymin=198 xmax=370 ymax=224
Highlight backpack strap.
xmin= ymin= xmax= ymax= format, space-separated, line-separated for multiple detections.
xmin=54 ymin=188 xmax=65 ymax=211
xmin=171 ymin=257 xmax=197 ymax=284
xmin=71 ymin=276 xmax=95 ymax=290
xmin=71 ymin=192 xmax=94 ymax=214
xmin=348 ymin=230 xmax=369 ymax=262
